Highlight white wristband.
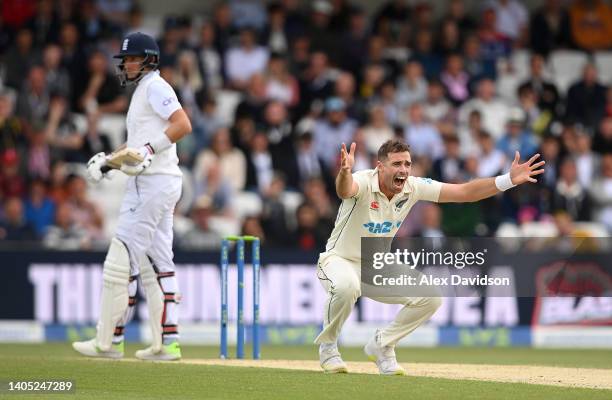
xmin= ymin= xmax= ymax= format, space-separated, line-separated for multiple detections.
xmin=495 ymin=173 xmax=516 ymax=192
xmin=149 ymin=134 xmax=173 ymax=154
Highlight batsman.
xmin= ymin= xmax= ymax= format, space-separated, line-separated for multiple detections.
xmin=317 ymin=139 xmax=544 ymax=374
xmin=73 ymin=32 xmax=192 ymax=360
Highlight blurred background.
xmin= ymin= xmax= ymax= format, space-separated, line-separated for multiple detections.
xmin=0 ymin=0 xmax=611 ymax=348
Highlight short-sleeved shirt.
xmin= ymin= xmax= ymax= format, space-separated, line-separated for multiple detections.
xmin=320 ymin=168 xmax=443 ymax=263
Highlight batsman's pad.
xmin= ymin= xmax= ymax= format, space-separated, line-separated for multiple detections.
xmin=95 ymin=238 xmax=131 ymax=351
xmin=141 ymin=256 xmax=164 ymax=352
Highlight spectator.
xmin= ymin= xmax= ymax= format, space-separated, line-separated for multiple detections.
xmin=260 ymin=101 xmax=299 ymax=188
xmin=178 ymin=195 xmax=222 ymax=250
xmin=262 ymin=2 xmax=290 ymax=54
xmin=491 ymin=0 xmax=529 ymax=44
xmin=403 ymin=102 xmax=444 ymax=162
xmin=565 ymin=63 xmax=608 ymax=134
xmin=362 ymin=103 xmax=394 ymax=156
xmin=589 ymin=153 xmax=612 ymax=232
xmin=440 ymin=53 xmax=470 ymax=105
xmin=195 ymin=21 xmax=223 ymax=91
xmin=76 ymin=49 xmax=127 ymax=116
xmin=423 ymin=79 xmax=453 ymax=127
xmin=313 ymin=97 xmax=357 ymax=169
xmin=445 ymin=0 xmax=477 ymax=34
xmin=260 ymin=173 xmax=289 ymax=246
xmin=294 ymin=131 xmax=332 ymax=190
xmin=477 ymin=131 xmax=506 ymax=177
xmin=302 ymin=177 xmax=336 ymax=227
xmin=334 ymin=71 xmax=366 ymax=123
xmin=48 ymin=161 xmax=69 ymax=204
xmin=572 ymin=130 xmax=599 ymax=188
xmin=64 ymin=174 xmax=104 ymax=244
xmin=173 ymin=50 xmax=203 ymax=112
xmin=518 ymin=54 xmax=561 ymax=117
xmin=458 ymin=109 xmax=483 ymax=157
xmin=432 ymin=135 xmax=465 ymax=183
xmin=517 ymin=85 xmax=552 ymax=136
xmin=593 ymin=117 xmax=612 ymax=154
xmin=288 ymin=202 xmax=328 ymax=251
xmin=552 ymin=156 xmax=592 ymax=221
xmin=304 ymin=1 xmax=340 ymax=62
xmin=539 ymin=134 xmax=562 ymax=190
xmin=0 ymin=197 xmax=37 ymax=242
xmin=212 ymin=2 xmax=234 ymax=55
xmin=340 ymin=7 xmax=369 ymax=77
xmin=41 ymin=44 xmax=71 ymax=99
xmin=410 ymin=29 xmax=442 ymax=79
xmin=78 ymin=111 xmax=113 ymax=163
xmin=395 ymin=60 xmax=427 ymax=110
xmin=569 ymin=0 xmax=612 ymax=52
xmin=463 ymin=34 xmax=496 ymax=83
xmin=3 ymin=28 xmax=35 ymax=90
xmin=264 ymin=53 xmax=300 ymax=107
xmin=24 ymin=178 xmax=56 ymax=237
xmin=436 ymin=18 xmax=463 ymax=56
xmin=376 ymin=80 xmax=401 ymax=126
xmin=225 ymin=28 xmax=269 ymax=90
xmin=415 ymin=203 xmax=445 ymax=238
xmin=496 ymin=108 xmax=539 ymax=162
xmin=298 ymin=51 xmax=334 ymax=114
xmin=27 ymin=123 xmax=51 ymax=179
xmin=241 ymin=215 xmax=266 ymax=243
xmin=373 ymin=0 xmax=411 ymax=46
xmin=42 ymin=201 xmax=90 ymax=250
xmin=26 ymin=0 xmax=61 ymax=47
xmin=75 ymin=0 xmax=113 ymax=43
xmin=191 ymin=92 xmax=223 ymax=153
xmin=0 ymin=90 xmax=27 ymax=155
xmin=45 ymin=96 xmax=84 ymax=162
xmin=193 ymin=127 xmax=247 ymax=210
xmin=245 ymin=132 xmax=275 ymax=193
xmin=477 ymin=6 xmax=511 ymax=64
xmin=0 ymin=149 xmax=26 ymax=200
xmin=234 ymin=73 xmax=268 ymax=123
xmin=530 ymin=0 xmax=572 ymax=55
xmin=58 ymin=23 xmax=87 ymax=102
xmin=459 ymin=78 xmax=510 ymax=139
xmin=359 ymin=63 xmax=386 ymax=104
xmin=16 ymin=65 xmax=50 ymax=129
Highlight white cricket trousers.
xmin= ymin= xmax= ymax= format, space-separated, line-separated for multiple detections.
xmin=314 ymin=254 xmax=442 ymax=347
xmin=113 ymin=174 xmax=182 ymax=344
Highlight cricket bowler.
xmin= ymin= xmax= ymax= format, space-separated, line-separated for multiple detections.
xmin=317 ymin=139 xmax=544 ymax=374
xmin=72 ymin=32 xmax=192 ymax=360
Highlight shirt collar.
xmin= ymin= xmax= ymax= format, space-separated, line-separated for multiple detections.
xmin=140 ymin=70 xmax=159 ymax=83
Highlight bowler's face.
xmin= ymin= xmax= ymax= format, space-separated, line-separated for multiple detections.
xmin=378 ymin=151 xmax=412 ymax=195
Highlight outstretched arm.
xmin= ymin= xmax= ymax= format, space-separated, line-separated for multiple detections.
xmin=438 ymin=151 xmax=545 ymax=203
xmin=336 ymin=142 xmax=359 ymax=199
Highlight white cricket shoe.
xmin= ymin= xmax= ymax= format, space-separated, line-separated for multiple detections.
xmin=135 ymin=342 xmax=182 ymax=361
xmin=364 ymin=330 xmax=405 ymax=375
xmin=319 ymin=343 xmax=348 ymax=373
xmin=72 ymin=339 xmax=124 ymax=359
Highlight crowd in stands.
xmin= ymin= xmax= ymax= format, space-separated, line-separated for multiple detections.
xmin=1 ymin=0 xmax=612 ymax=251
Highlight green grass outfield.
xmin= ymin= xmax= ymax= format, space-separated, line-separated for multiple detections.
xmin=1 ymin=344 xmax=611 ymax=400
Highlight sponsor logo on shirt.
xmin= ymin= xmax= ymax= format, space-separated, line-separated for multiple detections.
xmin=162 ymin=97 xmax=175 ymax=106
xmin=420 ymin=177 xmax=433 ymax=184
xmin=363 ymin=221 xmax=402 ymax=234
xmin=370 ymin=201 xmax=379 ymax=210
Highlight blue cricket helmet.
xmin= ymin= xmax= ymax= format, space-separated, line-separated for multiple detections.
xmin=114 ymin=32 xmax=160 ymax=86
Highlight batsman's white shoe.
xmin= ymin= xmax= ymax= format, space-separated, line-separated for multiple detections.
xmin=364 ymin=331 xmax=405 ymax=375
xmin=72 ymin=339 xmax=124 ymax=359
xmin=319 ymin=343 xmax=348 ymax=373
xmin=135 ymin=342 xmax=181 ymax=361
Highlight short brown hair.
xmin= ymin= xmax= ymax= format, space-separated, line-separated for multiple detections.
xmin=377 ymin=139 xmax=410 ymax=161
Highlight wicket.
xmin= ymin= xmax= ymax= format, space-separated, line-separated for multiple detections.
xmin=220 ymin=235 xmax=260 ymax=359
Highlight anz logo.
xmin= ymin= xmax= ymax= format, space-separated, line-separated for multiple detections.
xmin=363 ymin=221 xmax=402 ymax=234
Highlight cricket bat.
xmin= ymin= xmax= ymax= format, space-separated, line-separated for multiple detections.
xmin=100 ymin=148 xmax=144 ymax=173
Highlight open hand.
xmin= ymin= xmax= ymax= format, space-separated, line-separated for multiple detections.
xmin=509 ymin=151 xmax=545 ymax=185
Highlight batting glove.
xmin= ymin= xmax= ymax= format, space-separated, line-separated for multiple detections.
xmin=86 ymin=152 xmax=108 ymax=183
xmin=120 ymin=145 xmax=154 ymax=176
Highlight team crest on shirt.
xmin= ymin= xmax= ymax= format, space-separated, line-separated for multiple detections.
xmin=395 ymin=198 xmax=408 ymax=211
xmin=370 ymin=201 xmax=379 ymax=210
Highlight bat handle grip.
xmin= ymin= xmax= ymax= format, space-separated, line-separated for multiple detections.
xmin=100 ymin=165 xmax=113 ymax=174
